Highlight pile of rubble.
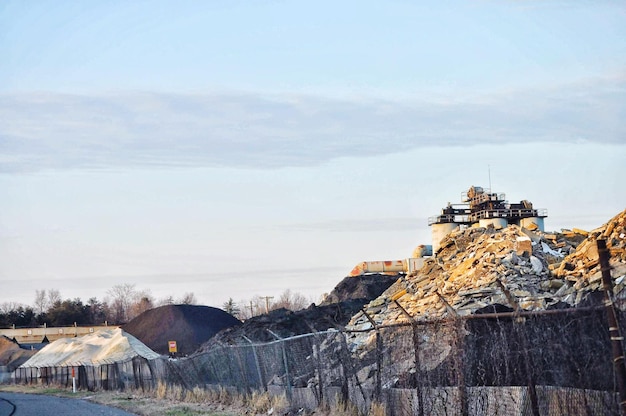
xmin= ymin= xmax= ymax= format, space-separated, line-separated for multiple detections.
xmin=553 ymin=209 xmax=626 ymax=294
xmin=325 ymin=210 xmax=626 ymax=391
xmin=347 ymin=209 xmax=626 ymax=333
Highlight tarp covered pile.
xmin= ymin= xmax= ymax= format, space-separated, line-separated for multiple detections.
xmin=18 ymin=328 xmax=159 ymax=368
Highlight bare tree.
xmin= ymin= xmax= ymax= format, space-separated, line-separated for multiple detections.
xmin=47 ymin=289 xmax=61 ymax=308
xmin=130 ymin=295 xmax=154 ymax=320
xmin=273 ymin=289 xmax=310 ymax=311
xmin=156 ymin=296 xmax=174 ymax=306
xmin=34 ymin=289 xmax=47 ymax=314
xmin=178 ymin=292 xmax=197 ymax=305
xmin=0 ymin=302 xmax=23 ymax=314
xmin=107 ymin=283 xmax=137 ymax=323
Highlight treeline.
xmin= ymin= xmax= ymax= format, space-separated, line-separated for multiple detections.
xmin=0 ymin=284 xmax=197 ymax=328
xmin=2 ymin=285 xmax=316 ymax=328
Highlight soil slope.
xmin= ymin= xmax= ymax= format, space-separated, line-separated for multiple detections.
xmin=199 ymin=273 xmax=398 ymax=349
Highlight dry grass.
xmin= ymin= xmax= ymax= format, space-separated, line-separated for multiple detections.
xmin=0 ymin=383 xmax=240 ymax=416
xmin=3 ymin=382 xmax=386 ymax=415
xmin=328 ymin=393 xmax=360 ymax=416
xmin=368 ymin=401 xmax=387 ymax=416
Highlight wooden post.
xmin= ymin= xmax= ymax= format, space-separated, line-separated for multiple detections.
xmin=598 ymin=239 xmax=626 ymax=416
xmin=436 ymin=291 xmax=468 ymax=416
xmin=495 ymin=279 xmax=540 ymax=416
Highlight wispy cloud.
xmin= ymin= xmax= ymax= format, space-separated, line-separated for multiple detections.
xmin=1 ymin=75 xmax=624 ymax=173
xmin=282 ymin=217 xmax=426 ymax=233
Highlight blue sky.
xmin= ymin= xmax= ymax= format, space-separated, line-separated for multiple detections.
xmin=1 ymin=1 xmax=625 ymax=308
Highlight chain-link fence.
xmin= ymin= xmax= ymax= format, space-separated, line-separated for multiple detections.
xmin=11 ymin=304 xmax=624 ymax=415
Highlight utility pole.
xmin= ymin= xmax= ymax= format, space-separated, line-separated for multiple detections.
xmin=261 ymin=296 xmax=274 ymax=314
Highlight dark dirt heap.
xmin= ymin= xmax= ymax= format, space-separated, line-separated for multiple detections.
xmin=123 ymin=304 xmax=241 ymax=355
xmin=198 ymin=274 xmax=398 ymax=350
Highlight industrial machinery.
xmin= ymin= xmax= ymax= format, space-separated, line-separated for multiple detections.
xmin=429 ymin=186 xmax=547 ymax=252
xmin=349 ymin=186 xmax=547 ymax=276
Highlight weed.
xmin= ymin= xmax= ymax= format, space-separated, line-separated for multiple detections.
xmin=369 ymin=401 xmax=387 ymax=416
xmin=249 ymin=390 xmax=272 ymax=413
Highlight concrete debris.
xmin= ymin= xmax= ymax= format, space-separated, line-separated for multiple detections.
xmin=553 ymin=209 xmax=626 ymax=289
xmin=346 ymin=209 xmax=626 ymax=346
xmin=320 ymin=210 xmax=626 ymax=391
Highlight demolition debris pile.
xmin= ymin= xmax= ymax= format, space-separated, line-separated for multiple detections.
xmin=348 ymin=209 xmax=626 ymax=334
xmin=314 ymin=209 xmax=626 ymax=391
xmin=123 ymin=304 xmax=242 ymax=355
xmin=553 ymin=209 xmax=626 ymax=292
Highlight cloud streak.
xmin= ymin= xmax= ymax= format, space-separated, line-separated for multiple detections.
xmin=1 ymin=75 xmax=624 ymax=173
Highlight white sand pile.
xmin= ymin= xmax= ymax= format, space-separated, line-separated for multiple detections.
xmin=19 ymin=328 xmax=160 ymax=367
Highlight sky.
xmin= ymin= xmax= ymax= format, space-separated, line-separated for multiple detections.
xmin=1 ymin=1 xmax=625 ymax=310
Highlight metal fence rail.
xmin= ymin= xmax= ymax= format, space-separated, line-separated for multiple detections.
xmin=11 ymin=306 xmax=624 ymax=415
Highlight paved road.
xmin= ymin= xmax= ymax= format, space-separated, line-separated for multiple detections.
xmin=0 ymin=392 xmax=137 ymax=416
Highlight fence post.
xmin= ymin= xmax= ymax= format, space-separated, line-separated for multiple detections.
xmin=437 ymin=292 xmax=468 ymax=416
xmin=598 ymin=239 xmax=626 ymax=415
xmin=304 ymin=323 xmax=325 ymax=407
xmin=267 ymin=329 xmax=292 ymax=401
xmin=232 ymin=345 xmax=252 ymax=393
xmin=313 ymin=339 xmax=324 ymax=406
xmin=242 ymin=336 xmax=265 ymax=391
xmin=337 ymin=329 xmax=368 ymax=408
xmin=495 ymin=279 xmax=540 ymax=416
xmin=394 ymin=297 xmax=425 ymax=416
xmin=361 ymin=309 xmax=382 ymax=403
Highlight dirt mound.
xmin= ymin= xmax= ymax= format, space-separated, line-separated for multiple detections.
xmin=123 ymin=304 xmax=241 ymax=355
xmin=0 ymin=336 xmax=35 ymax=371
xmin=320 ymin=274 xmax=399 ymax=305
xmin=199 ymin=274 xmax=398 ymax=350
